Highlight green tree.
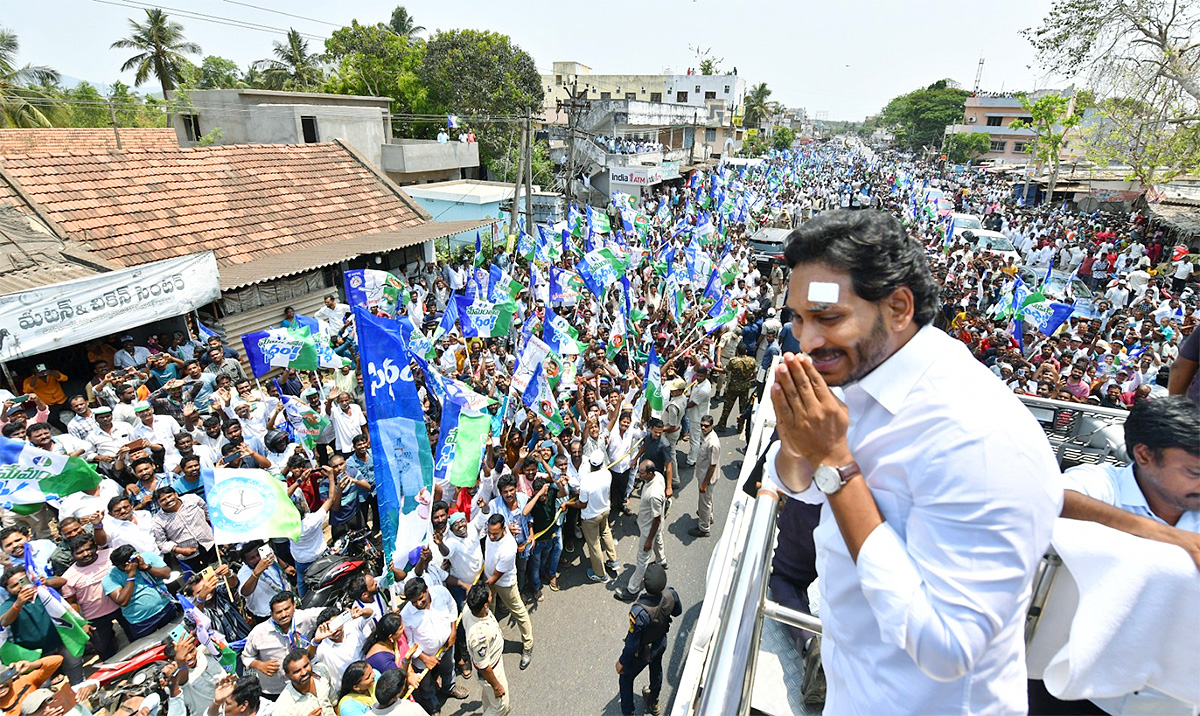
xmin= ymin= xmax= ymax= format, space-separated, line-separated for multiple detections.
xmin=418 ymin=29 xmax=542 ymax=173
xmin=255 ymin=29 xmax=324 ymax=91
xmin=944 ymin=132 xmax=991 ymax=164
xmin=0 ymin=27 xmax=60 ymax=127
xmin=742 ymin=82 xmax=772 ymax=129
xmin=879 ymin=79 xmax=970 ymax=151
xmin=493 ymin=139 xmax=553 ymax=186
xmin=111 ymin=9 xmax=201 ymax=98
xmin=323 ymin=20 xmax=427 ymax=123
xmin=740 ymin=128 xmax=768 ymax=157
xmin=63 ymin=82 xmax=108 ymax=127
xmin=1010 ymin=92 xmax=1081 ymax=201
xmin=109 ymin=81 xmax=165 ymax=127
xmin=698 ymin=58 xmax=720 ymax=75
xmin=388 ymin=6 xmax=425 ymax=37
xmin=196 ymin=55 xmax=243 ymax=89
xmin=772 ymin=126 xmax=796 ymax=150
xmin=1024 ymin=0 xmax=1198 ymax=185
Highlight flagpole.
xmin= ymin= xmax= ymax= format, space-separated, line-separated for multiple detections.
xmin=214 ymin=548 xmax=237 ymax=604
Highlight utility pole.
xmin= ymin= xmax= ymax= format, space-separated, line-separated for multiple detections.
xmin=689 ymin=111 xmax=698 ymax=164
xmin=107 ymin=100 xmax=123 ymax=151
xmin=524 ymin=108 xmax=534 ymax=231
xmin=556 ymin=78 xmax=589 ymax=205
xmin=510 ymin=118 xmax=527 ymax=239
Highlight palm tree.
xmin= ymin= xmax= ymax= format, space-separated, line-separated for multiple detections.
xmin=388 ymin=6 xmax=425 ymax=37
xmin=742 ymin=82 xmax=773 ymax=129
xmin=0 ymin=27 xmax=60 ymax=127
xmin=254 ymin=29 xmax=323 ymax=91
xmin=111 ymin=9 xmax=201 ymax=98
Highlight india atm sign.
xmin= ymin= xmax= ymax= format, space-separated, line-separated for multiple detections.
xmin=609 ymin=166 xmax=663 ymax=186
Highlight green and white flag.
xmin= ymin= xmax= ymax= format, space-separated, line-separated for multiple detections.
xmin=719 ymin=254 xmax=739 ymax=286
xmin=0 ymin=436 xmax=101 ymax=506
xmin=645 ymin=344 xmax=664 ymax=412
xmin=446 ymin=411 xmax=492 ymax=488
xmin=454 ymin=295 xmax=516 ymax=338
xmin=701 ymin=302 xmax=738 ymax=334
xmin=202 ymin=467 xmax=303 ymax=544
xmin=521 ymin=364 xmax=565 ymax=435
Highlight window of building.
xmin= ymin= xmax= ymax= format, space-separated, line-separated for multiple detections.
xmin=556 ymin=74 xmax=562 ymax=85
xmin=986 ymin=116 xmax=1003 ymax=127
xmin=182 ymin=114 xmax=201 ymax=142
xmin=704 ymin=91 xmax=716 ymax=100
xmin=705 ymin=128 xmax=717 ymax=142
xmin=650 ymin=92 xmax=662 ymax=102
xmin=1013 ymin=142 xmax=1027 ymax=153
xmin=694 ymin=85 xmax=701 ymax=93
xmin=625 ymin=92 xmax=637 ymax=100
xmin=676 ymin=91 xmax=688 ymax=103
xmin=989 ymin=140 xmax=1007 ymax=152
xmin=724 ymin=85 xmax=730 ymax=94
xmin=600 ymin=91 xmax=611 ymax=100
xmin=300 ymin=116 xmax=319 ymax=143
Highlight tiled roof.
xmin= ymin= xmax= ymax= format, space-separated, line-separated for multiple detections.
xmin=0 ymin=141 xmax=428 ymax=269
xmin=0 ymin=128 xmax=179 ymax=155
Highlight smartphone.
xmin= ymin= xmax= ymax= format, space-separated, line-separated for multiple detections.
xmin=168 ymin=624 xmax=187 ymax=643
xmin=258 ymin=545 xmax=274 ymax=561
xmin=200 ymin=565 xmax=216 ymax=581
xmin=10 ymin=395 xmax=29 ymax=405
xmin=329 ymin=611 xmax=353 ymax=632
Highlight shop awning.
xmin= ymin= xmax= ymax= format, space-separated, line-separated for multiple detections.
xmin=217 ymin=219 xmax=494 ymax=290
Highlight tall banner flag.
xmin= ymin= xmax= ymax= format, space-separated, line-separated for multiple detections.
xmin=543 ymin=306 xmax=582 ymax=355
xmin=607 ymin=311 xmax=627 ymax=360
xmin=512 ymin=336 xmax=551 ymax=393
xmin=24 ymin=544 xmax=88 ymax=658
xmin=344 ymin=269 xmax=403 ymax=318
xmin=454 ymin=295 xmax=516 ymax=338
xmin=0 ymin=436 xmax=101 ymax=507
xmin=474 ymin=233 xmax=486 ymax=268
xmin=521 ymin=363 xmax=565 ymax=434
xmin=432 ymin=395 xmax=491 ymax=488
xmin=577 ymin=248 xmax=621 ymax=299
xmin=201 ymin=467 xmax=303 ymax=544
xmin=645 ymin=344 xmax=664 ymax=411
xmin=516 ymin=230 xmax=535 ymax=260
xmin=353 ymin=307 xmax=435 ymax=570
xmin=587 ymin=205 xmax=612 ymax=234
xmin=242 ymin=327 xmax=326 ymax=376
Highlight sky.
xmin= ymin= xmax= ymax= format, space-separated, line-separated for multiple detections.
xmin=7 ymin=0 xmax=1066 ymax=121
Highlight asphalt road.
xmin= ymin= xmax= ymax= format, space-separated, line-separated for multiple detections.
xmin=442 ymin=426 xmax=749 ymax=716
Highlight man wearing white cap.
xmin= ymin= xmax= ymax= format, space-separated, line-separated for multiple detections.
xmin=113 ymin=335 xmax=151 ymax=369
xmin=132 ymin=401 xmax=182 ymax=467
xmin=568 ymin=450 xmax=619 ymax=583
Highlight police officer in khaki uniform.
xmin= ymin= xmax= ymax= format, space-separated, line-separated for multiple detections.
xmin=615 ymin=563 xmax=681 ymax=716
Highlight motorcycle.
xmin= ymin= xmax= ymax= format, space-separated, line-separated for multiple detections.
xmin=299 ymin=528 xmax=383 ymax=610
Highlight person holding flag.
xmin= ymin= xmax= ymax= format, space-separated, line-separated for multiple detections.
xmin=0 ymin=564 xmax=84 ymax=683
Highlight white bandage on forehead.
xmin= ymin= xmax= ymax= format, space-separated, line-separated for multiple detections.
xmin=807 ymin=282 xmax=840 ymax=304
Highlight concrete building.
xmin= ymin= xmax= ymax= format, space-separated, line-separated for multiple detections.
xmin=171 ymin=89 xmax=479 ymax=184
xmin=541 ymin=61 xmax=746 ymax=125
xmin=944 ymin=91 xmax=1077 ymax=165
xmin=403 ymin=180 xmax=563 ymax=248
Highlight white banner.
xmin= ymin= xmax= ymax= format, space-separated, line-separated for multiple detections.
xmin=0 ymin=252 xmax=221 ymax=361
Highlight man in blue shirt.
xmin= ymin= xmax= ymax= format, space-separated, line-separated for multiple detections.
xmin=102 ymin=544 xmax=178 ymax=639
xmin=345 ymin=434 xmax=376 ymax=533
xmin=489 ymin=475 xmax=534 ymax=598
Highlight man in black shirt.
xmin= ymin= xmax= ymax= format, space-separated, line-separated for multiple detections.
xmin=638 ymin=418 xmax=675 ymax=500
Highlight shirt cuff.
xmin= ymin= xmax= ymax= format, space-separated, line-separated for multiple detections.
xmin=855 ymin=522 xmax=924 ymax=650
xmin=762 ymin=442 xmax=825 ymax=505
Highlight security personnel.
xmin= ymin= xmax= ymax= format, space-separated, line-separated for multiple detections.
xmin=615 ymin=563 xmax=681 ymax=716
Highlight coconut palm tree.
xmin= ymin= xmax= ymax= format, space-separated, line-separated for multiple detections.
xmin=254 ymin=29 xmax=323 ymax=91
xmin=742 ymin=82 xmax=773 ymax=129
xmin=388 ymin=7 xmax=425 ymax=37
xmin=0 ymin=27 xmax=60 ymax=127
xmin=111 ymin=9 xmax=201 ymax=98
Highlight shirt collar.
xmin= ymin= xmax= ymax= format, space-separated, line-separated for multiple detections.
xmin=845 ymin=324 xmax=941 ymax=415
xmin=1116 ymin=462 xmax=1156 ymax=516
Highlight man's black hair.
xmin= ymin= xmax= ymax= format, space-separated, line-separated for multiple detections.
xmin=281 ymin=647 xmax=308 ymax=673
xmin=782 ymin=209 xmax=940 ymax=326
xmin=374 ymin=666 xmax=407 ymax=707
xmin=269 ymin=591 xmax=295 ymax=609
xmin=109 ymin=544 xmax=138 ymax=567
xmin=403 ymin=576 xmax=428 ymax=603
xmin=153 ymin=486 xmax=177 ymax=501
xmin=1125 ymin=396 xmax=1200 ymax=460
xmin=67 ymin=534 xmax=95 ymax=553
xmin=107 ymin=495 xmax=131 ymax=512
xmin=466 ymin=582 xmax=490 ymax=616
xmin=487 ymin=514 xmax=505 ymax=529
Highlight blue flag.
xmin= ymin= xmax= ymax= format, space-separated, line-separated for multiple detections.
xmin=488 ymin=264 xmax=507 ymax=303
xmin=561 ymin=228 xmax=573 ymax=257
xmin=353 ymin=307 xmax=434 ymax=570
xmin=702 ymin=268 xmax=721 ymax=303
xmin=435 ymin=292 xmax=459 ymax=340
xmin=549 ymin=267 xmax=568 ymax=304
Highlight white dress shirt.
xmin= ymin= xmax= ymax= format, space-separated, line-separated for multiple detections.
xmin=103 ymin=511 xmax=158 ymax=554
xmin=445 ymin=511 xmax=487 ymax=584
xmin=400 ymin=583 xmax=458 ymax=656
xmin=769 ymin=325 xmax=1062 ymax=715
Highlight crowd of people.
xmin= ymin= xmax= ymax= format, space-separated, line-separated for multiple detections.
xmin=592 ymin=135 xmax=665 ymax=155
xmin=0 ymin=138 xmax=1196 ymax=716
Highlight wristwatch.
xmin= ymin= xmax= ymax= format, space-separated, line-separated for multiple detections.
xmin=813 ymin=461 xmax=862 ymax=495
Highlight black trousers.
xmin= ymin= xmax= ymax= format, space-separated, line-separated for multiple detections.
xmin=610 ymin=468 xmax=631 ymax=516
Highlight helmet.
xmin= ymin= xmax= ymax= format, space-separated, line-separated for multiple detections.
xmin=264 ymin=429 xmax=290 ymax=454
